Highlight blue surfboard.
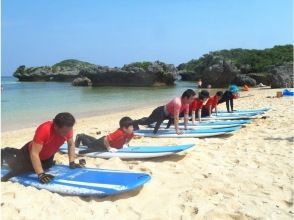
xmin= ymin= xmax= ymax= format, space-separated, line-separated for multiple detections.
xmin=136 ymin=126 xmax=240 ymax=134
xmin=163 ymin=119 xmax=251 ymax=127
xmin=218 ymin=108 xmax=270 ymax=114
xmin=60 ymin=143 xmax=194 ymax=153
xmin=1 ymin=165 xmax=151 ymax=197
xmin=59 ymin=143 xmax=195 ymax=159
xmin=134 ymin=126 xmax=241 ymax=138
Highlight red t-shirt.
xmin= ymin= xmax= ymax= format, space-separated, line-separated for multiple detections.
xmin=29 ymin=121 xmax=73 ymax=160
xmin=205 ymin=96 xmax=218 ymax=109
xmin=165 ymin=97 xmax=189 ymax=117
xmin=190 ymin=98 xmax=204 ymax=112
xmin=106 ymin=128 xmax=134 ymax=149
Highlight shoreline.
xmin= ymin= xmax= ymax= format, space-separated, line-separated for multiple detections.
xmin=1 ymin=88 xmax=294 ymax=219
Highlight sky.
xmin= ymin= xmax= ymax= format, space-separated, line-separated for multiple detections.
xmin=1 ymin=0 xmax=293 ymax=76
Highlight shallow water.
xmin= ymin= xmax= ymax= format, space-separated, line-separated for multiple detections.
xmin=1 ymin=76 xmax=219 ymax=131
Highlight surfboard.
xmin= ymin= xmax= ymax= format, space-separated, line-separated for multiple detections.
xmin=158 ymin=120 xmax=250 ymax=129
xmin=134 ymin=126 xmax=241 ymax=138
xmin=218 ymin=108 xmax=270 ymax=114
xmin=1 ymin=165 xmax=151 ymax=197
xmin=59 ymin=143 xmax=194 ymax=159
xmin=200 ymin=114 xmax=258 ymax=120
xmin=211 ymin=112 xmax=260 ymax=117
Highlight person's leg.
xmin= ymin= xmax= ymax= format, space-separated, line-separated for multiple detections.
xmin=201 ymin=108 xmax=209 ymax=117
xmin=165 ymin=118 xmax=174 ymax=129
xmin=75 ymin=134 xmax=97 ymax=148
xmin=153 ymin=108 xmax=167 ymax=134
xmin=226 ymin=100 xmax=230 ymax=112
xmin=1 ymin=143 xmax=34 ymax=182
xmin=230 ymin=98 xmax=234 ymax=111
xmin=79 ymin=136 xmax=108 ymax=154
xmin=135 ymin=106 xmax=165 ymax=126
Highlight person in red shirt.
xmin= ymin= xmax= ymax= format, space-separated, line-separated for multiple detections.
xmin=133 ymin=89 xmax=196 ymax=134
xmin=1 ymin=112 xmax=82 ymax=184
xmin=190 ymin=90 xmax=210 ymax=124
xmin=75 ymin=117 xmax=134 ymax=153
xmin=202 ymin=91 xmax=223 ymax=117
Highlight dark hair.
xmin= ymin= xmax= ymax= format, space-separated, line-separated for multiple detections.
xmin=182 ymin=89 xmax=196 ymax=99
xmin=216 ymin=91 xmax=224 ymax=97
xmin=119 ymin=117 xmax=133 ymax=128
xmin=198 ymin=90 xmax=210 ymax=100
xmin=53 ymin=112 xmax=75 ymax=128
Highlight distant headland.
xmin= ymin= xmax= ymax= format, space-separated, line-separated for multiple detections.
xmin=13 ymin=45 xmax=293 ymax=88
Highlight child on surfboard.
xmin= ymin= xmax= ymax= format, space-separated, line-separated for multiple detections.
xmin=75 ymin=117 xmax=134 ymax=153
xmin=1 ymin=112 xmax=83 ymax=184
xmin=202 ymin=91 xmax=223 ymax=117
xmin=133 ymin=89 xmax=196 ymax=135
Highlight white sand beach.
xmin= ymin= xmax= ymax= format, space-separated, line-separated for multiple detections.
xmin=1 ymin=88 xmax=294 ymax=220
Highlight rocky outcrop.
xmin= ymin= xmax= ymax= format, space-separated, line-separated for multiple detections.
xmin=179 ymin=71 xmax=201 ymax=81
xmin=13 ymin=60 xmax=177 ymax=87
xmin=72 ymin=77 xmax=92 ymax=86
xmin=79 ymin=61 xmax=177 ymax=86
xmin=269 ymin=63 xmax=293 ymax=88
xmin=178 ymin=55 xmax=239 ymax=87
xmin=13 ymin=60 xmax=96 ymax=82
xmin=247 ymin=73 xmax=272 ymax=86
xmin=232 ymin=74 xmax=257 ymax=87
xmin=200 ymin=60 xmax=239 ymax=88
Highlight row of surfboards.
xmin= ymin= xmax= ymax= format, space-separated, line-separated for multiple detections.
xmin=1 ymin=108 xmax=269 ymax=197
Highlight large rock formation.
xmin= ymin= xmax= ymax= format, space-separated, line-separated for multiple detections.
xmin=72 ymin=77 xmax=92 ymax=86
xmin=232 ymin=74 xmax=257 ymax=87
xmin=269 ymin=63 xmax=293 ymax=88
xmin=13 ymin=59 xmax=96 ymax=82
xmin=13 ymin=60 xmax=177 ymax=86
xmin=247 ymin=73 xmax=272 ymax=86
xmin=178 ymin=45 xmax=293 ymax=88
xmin=179 ymin=71 xmax=201 ymax=81
xmin=200 ymin=60 xmax=239 ymax=88
xmin=179 ymin=55 xmax=239 ymax=87
xmin=79 ymin=61 xmax=177 ymax=86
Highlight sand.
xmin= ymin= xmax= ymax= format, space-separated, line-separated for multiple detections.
xmin=1 ymin=88 xmax=294 ymax=220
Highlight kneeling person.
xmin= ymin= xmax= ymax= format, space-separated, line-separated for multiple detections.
xmin=75 ymin=117 xmax=134 ymax=153
xmin=1 ymin=112 xmax=82 ymax=184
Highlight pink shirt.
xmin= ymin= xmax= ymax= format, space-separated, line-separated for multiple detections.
xmin=165 ymin=97 xmax=189 ymax=117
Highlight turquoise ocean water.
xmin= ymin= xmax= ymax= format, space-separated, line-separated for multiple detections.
xmin=1 ymin=76 xmax=204 ymax=131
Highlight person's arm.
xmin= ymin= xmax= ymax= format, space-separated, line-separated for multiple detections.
xmin=192 ymin=110 xmax=196 ymax=125
xmin=104 ymin=137 xmax=117 ymax=152
xmin=125 ymin=138 xmax=132 ymax=146
xmin=29 ymin=142 xmax=44 ymax=175
xmin=184 ymin=113 xmax=188 ymax=130
xmin=30 ymin=142 xmax=55 ymax=183
xmin=67 ymin=137 xmax=75 ymax=164
xmin=215 ymin=105 xmax=218 ymax=116
xmin=67 ymin=137 xmax=85 ymax=168
xmin=208 ymin=105 xmax=212 ymax=117
xmin=198 ymin=109 xmax=202 ymax=122
xmin=174 ymin=114 xmax=183 ymax=135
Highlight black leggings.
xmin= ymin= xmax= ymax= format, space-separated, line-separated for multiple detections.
xmin=134 ymin=106 xmax=171 ymax=134
xmin=75 ymin=134 xmax=107 ymax=153
xmin=201 ymin=108 xmax=210 ymax=117
xmin=1 ymin=143 xmax=55 ymax=181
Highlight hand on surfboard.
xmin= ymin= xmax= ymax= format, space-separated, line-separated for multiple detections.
xmin=38 ymin=173 xmax=54 ymax=184
xmin=176 ymin=129 xmax=183 ymax=135
xmin=109 ymin=148 xmax=118 ymax=153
